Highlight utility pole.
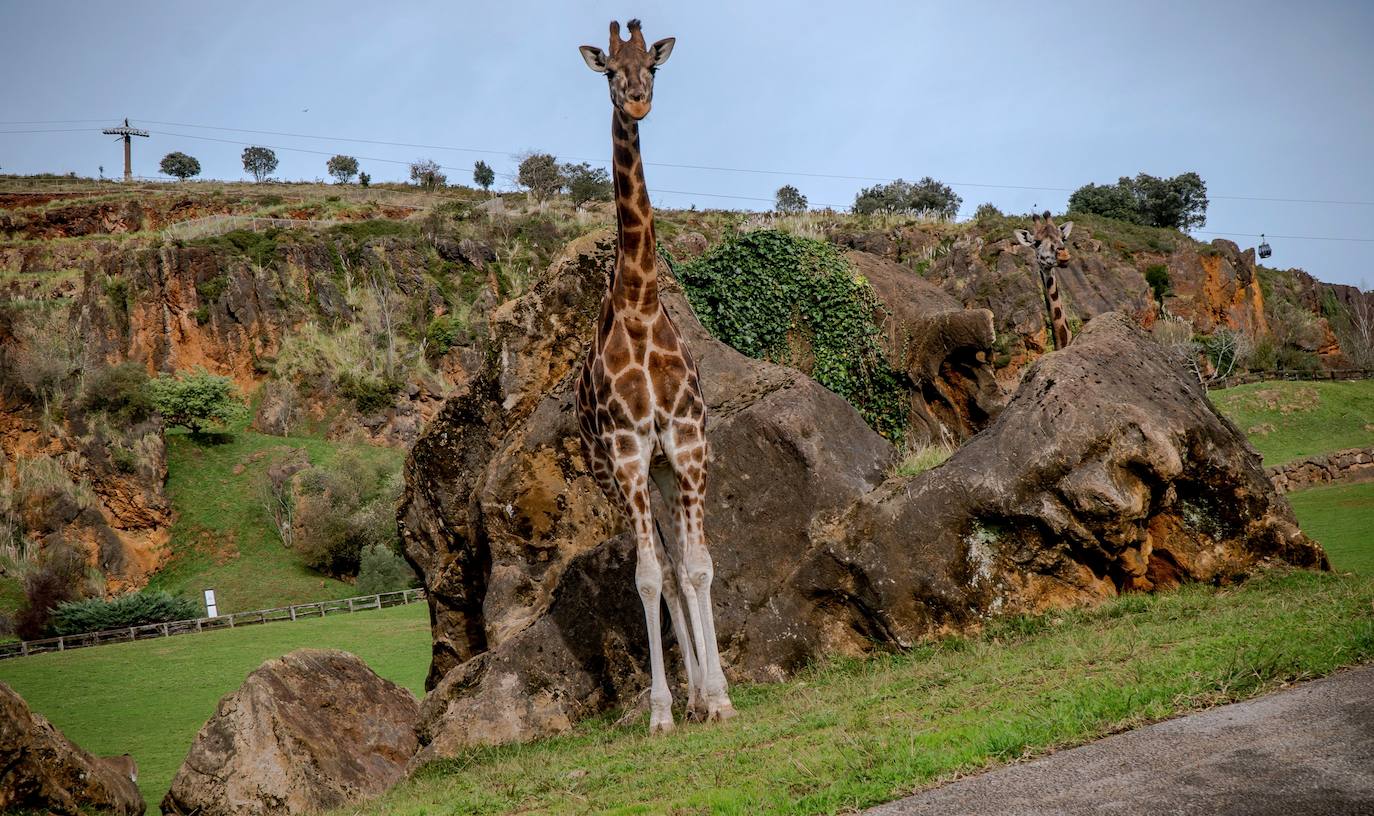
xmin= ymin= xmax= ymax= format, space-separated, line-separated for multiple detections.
xmin=101 ymin=118 xmax=149 ymax=182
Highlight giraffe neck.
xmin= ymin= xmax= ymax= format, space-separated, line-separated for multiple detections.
xmin=610 ymin=109 xmax=658 ymax=312
xmin=1040 ymin=265 xmax=1072 ymax=350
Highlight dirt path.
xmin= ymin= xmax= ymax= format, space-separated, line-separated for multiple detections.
xmin=865 ymin=664 xmax=1374 ymax=816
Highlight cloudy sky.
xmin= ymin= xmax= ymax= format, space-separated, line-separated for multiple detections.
xmin=3 ymin=0 xmax=1371 ymax=287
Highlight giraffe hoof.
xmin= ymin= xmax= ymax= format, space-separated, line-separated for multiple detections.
xmin=685 ymin=699 xmax=708 ymax=723
xmin=707 ymin=701 xmax=738 ymax=723
xmin=649 ymin=715 xmax=676 ymax=735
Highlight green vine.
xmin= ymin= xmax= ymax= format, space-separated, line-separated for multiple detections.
xmin=671 ymin=230 xmax=906 ymax=440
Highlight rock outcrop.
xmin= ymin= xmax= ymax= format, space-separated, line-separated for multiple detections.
xmin=1267 ymin=446 xmax=1374 ymax=494
xmin=403 ymin=268 xmax=1326 ymax=759
xmin=0 ymin=681 xmax=145 ymax=816
xmin=161 ymin=649 xmax=419 ymax=816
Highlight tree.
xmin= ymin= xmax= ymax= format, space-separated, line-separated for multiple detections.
xmin=1067 ymin=172 xmax=1208 ymax=230
xmin=159 ymin=152 xmax=200 ymax=180
xmin=562 ymin=162 xmax=612 ymax=208
xmin=326 ymin=154 xmax=360 ymax=184
xmin=241 ymin=146 xmax=278 ymax=182
xmin=775 ymin=185 xmax=808 ymax=214
xmin=473 ymin=160 xmax=495 ymax=192
xmin=517 ymin=153 xmax=563 ymax=202
xmin=409 ymin=158 xmax=446 ymax=191
xmin=146 ymin=367 xmax=248 ymax=434
xmin=853 ymin=176 xmax=962 ymax=218
xmin=358 ymin=171 xmax=371 ymax=188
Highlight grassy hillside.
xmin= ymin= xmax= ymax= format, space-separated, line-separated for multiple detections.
xmin=0 ymin=602 xmax=429 ymax=806
xmin=1210 ymin=379 xmax=1374 ymax=466
xmin=144 ymin=425 xmax=404 ymax=615
xmin=1288 ymin=481 xmax=1374 ymax=575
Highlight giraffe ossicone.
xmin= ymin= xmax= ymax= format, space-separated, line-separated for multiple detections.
xmin=1014 ymin=210 xmax=1075 ymax=350
xmin=574 ymin=19 xmax=736 ymax=735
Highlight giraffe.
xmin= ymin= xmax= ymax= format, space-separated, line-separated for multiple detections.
xmin=1014 ymin=211 xmax=1075 ymax=350
xmin=575 ymin=19 xmax=736 ymax=734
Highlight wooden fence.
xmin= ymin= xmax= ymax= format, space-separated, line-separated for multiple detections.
xmin=0 ymin=587 xmax=425 ymax=661
xmin=160 ymin=214 xmax=343 ymax=241
xmin=1207 ymin=368 xmax=1374 ymax=390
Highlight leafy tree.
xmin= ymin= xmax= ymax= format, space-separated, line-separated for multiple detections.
xmin=80 ymin=362 xmax=153 ymax=422
xmin=356 ymin=543 xmax=417 ymax=595
xmin=1067 ymin=172 xmax=1208 ymax=230
xmin=973 ymin=202 xmax=1003 ymax=220
xmin=473 ymin=160 xmax=495 ymax=192
xmin=562 ymin=162 xmax=611 ymax=207
xmin=159 ymin=152 xmax=201 ymax=181
xmin=409 ymin=158 xmax=446 ymax=191
xmin=775 ymin=185 xmax=808 ymax=214
xmin=853 ymin=176 xmax=962 ymax=218
xmin=517 ymin=153 xmax=563 ymax=202
xmin=326 ymin=154 xmax=359 ymax=184
xmin=358 ymin=171 xmax=371 ymax=188
xmin=146 ymin=367 xmax=248 ymax=434
xmin=241 ymin=146 xmax=278 ymax=182
xmin=16 ymin=543 xmax=85 ymax=639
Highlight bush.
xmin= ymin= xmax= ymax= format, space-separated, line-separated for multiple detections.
xmin=241 ymin=146 xmax=279 ymax=183
xmin=292 ymin=454 xmax=401 ymax=577
xmin=147 ymin=367 xmax=248 ymax=434
xmin=355 ymin=543 xmax=417 ymax=596
xmin=675 ymin=230 xmax=907 ymax=439
xmin=159 ymin=152 xmax=201 ymax=181
xmin=973 ymin=203 xmax=1003 ymax=220
xmin=775 ymin=185 xmax=808 ymax=214
xmin=326 ymin=154 xmax=360 ymax=184
xmin=425 ymin=314 xmax=466 ymax=356
xmin=81 ymin=363 xmax=153 ymax=422
xmin=473 ymin=160 xmax=495 ymax=192
xmin=853 ymin=177 xmax=961 ymax=218
xmin=15 ymin=543 xmax=86 ymax=639
xmin=563 ymin=162 xmax=611 ymax=207
xmin=359 ymin=172 xmax=371 ymax=188
xmin=1145 ymin=264 xmax=1172 ymax=303
xmin=49 ymin=591 xmax=200 ymax=636
xmin=1068 ymin=172 xmax=1208 ymax=231
xmin=337 ymin=371 xmax=401 ymax=414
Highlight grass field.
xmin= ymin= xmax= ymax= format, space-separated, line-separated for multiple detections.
xmin=143 ymin=425 xmax=404 ymax=615
xmin=0 ymin=602 xmax=430 ymax=805
xmin=1289 ymin=480 xmax=1374 ymax=576
xmin=1210 ymin=379 xmax=1374 ymax=466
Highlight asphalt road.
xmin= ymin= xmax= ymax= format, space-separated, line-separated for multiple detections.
xmin=865 ymin=665 xmax=1374 ymax=816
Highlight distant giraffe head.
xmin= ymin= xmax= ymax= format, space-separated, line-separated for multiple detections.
xmin=1014 ymin=211 xmax=1074 ymax=270
xmin=579 ymin=19 xmax=676 ymax=120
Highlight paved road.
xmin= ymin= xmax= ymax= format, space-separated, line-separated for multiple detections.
xmin=865 ymin=665 xmax=1374 ymax=816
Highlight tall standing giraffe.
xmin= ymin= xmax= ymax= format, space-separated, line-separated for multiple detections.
xmin=1014 ymin=211 xmax=1075 ymax=350
xmin=575 ymin=19 xmax=736 ymax=734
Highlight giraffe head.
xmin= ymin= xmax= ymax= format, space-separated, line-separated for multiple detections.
xmin=579 ymin=19 xmax=675 ymax=120
xmin=1014 ymin=211 xmax=1074 ymax=270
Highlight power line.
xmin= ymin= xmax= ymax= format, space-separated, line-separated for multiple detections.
xmin=0 ymin=119 xmax=118 ymax=125
xmin=1195 ymin=230 xmax=1374 ymax=244
xmin=0 ymin=128 xmax=109 ymax=135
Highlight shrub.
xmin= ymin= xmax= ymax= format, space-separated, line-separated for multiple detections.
xmin=80 ymin=363 xmax=153 ymax=423
xmin=147 ymin=367 xmax=248 ymax=434
xmin=409 ymin=159 xmax=446 ymax=191
xmin=48 ymin=591 xmax=200 ymax=636
xmin=337 ymin=371 xmax=401 ymax=414
xmin=241 ymin=146 xmax=279 ymax=182
xmin=292 ymin=454 xmax=401 ymax=577
xmin=563 ymin=162 xmax=611 ymax=207
xmin=775 ymin=185 xmax=808 ymax=214
xmin=326 ymin=154 xmax=360 ymax=184
xmin=675 ymin=230 xmax=907 ymax=439
xmin=159 ymin=152 xmax=201 ymax=181
xmin=15 ymin=542 xmax=86 ymax=639
xmin=1145 ymin=264 xmax=1172 ymax=303
xmin=973 ymin=203 xmax=1003 ymax=220
xmin=853 ymin=177 xmax=961 ymax=218
xmin=359 ymin=172 xmax=371 ymax=188
xmin=425 ymin=314 xmax=466 ymax=356
xmin=355 ymin=543 xmax=417 ymax=596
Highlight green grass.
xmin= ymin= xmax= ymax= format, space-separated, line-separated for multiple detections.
xmin=144 ymin=426 xmax=404 ymax=615
xmin=0 ymin=602 xmax=429 ymax=806
xmin=337 ymin=571 xmax=1372 ymax=816
xmin=1210 ymin=379 xmax=1374 ymax=466
xmin=1289 ymin=480 xmax=1374 ymax=575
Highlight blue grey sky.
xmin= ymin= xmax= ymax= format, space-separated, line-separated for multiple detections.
xmin=3 ymin=0 xmax=1371 ymax=288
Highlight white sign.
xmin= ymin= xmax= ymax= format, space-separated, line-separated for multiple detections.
xmin=204 ymin=588 xmax=218 ymax=618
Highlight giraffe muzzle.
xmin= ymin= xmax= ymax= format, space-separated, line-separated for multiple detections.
xmin=1056 ymin=249 xmax=1070 ymax=265
xmin=623 ymin=100 xmax=651 ymax=120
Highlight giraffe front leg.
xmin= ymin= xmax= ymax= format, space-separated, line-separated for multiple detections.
xmin=613 ymin=450 xmax=674 ymax=735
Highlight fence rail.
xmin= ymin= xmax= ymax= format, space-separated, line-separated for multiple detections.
xmin=0 ymin=587 xmax=425 ymax=661
xmin=1207 ymin=368 xmax=1374 ymax=390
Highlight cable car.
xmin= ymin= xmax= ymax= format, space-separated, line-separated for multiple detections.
xmin=1258 ymin=234 xmax=1272 ymax=260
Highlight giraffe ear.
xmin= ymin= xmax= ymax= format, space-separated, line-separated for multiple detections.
xmin=1059 ymin=221 xmax=1074 ymax=240
xmin=1013 ymin=229 xmax=1034 ymax=247
xmin=579 ymin=46 xmax=608 ymax=73
xmin=650 ymin=37 xmax=675 ymax=66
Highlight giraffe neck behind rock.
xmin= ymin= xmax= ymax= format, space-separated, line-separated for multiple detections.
xmin=610 ymin=109 xmax=659 ymax=313
xmin=1040 ymin=265 xmax=1071 ymax=350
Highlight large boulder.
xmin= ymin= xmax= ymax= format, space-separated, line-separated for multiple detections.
xmin=401 ymin=232 xmax=1325 ymax=763
xmin=0 ymin=681 xmax=144 ymax=815
xmin=161 ymin=649 xmax=419 ymax=816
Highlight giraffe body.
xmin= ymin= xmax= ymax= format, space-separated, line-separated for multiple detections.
xmin=1015 ymin=211 xmax=1075 ymax=350
xmin=575 ymin=19 xmax=735 ymax=734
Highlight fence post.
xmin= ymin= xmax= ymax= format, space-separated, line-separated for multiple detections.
xmin=129 ymin=627 xmax=136 ymax=641
xmin=347 ymin=598 xmax=355 ymax=613
xmin=58 ymin=637 xmax=64 ymax=652
xmin=162 ymin=622 xmax=170 ymax=637
xmin=20 ymin=642 xmax=27 ymax=657
xmin=196 ymin=619 xmax=202 ymax=633
xmin=290 ymin=606 xmax=297 ymax=621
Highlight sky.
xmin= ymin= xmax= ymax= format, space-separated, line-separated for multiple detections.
xmin=2 ymin=0 xmax=1372 ymax=288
